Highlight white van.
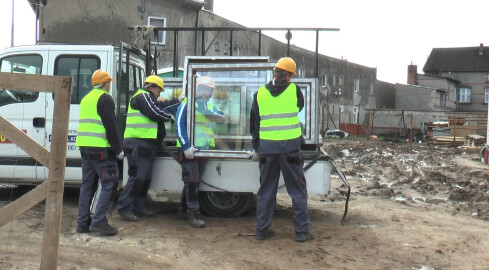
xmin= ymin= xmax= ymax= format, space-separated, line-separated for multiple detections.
xmin=0 ymin=43 xmax=146 ymax=185
xmin=0 ymin=47 xmax=336 ymax=217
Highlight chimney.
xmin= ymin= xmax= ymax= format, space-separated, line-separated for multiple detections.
xmin=407 ymin=63 xmax=417 ymax=85
xmin=479 ymin=43 xmax=484 ymax=56
xmin=204 ymin=0 xmax=214 ymax=11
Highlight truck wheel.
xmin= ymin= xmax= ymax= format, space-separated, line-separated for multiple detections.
xmin=198 ymin=191 xmax=253 ymax=218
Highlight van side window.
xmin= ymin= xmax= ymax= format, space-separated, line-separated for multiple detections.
xmin=118 ymin=63 xmax=144 ymax=112
xmin=0 ymin=54 xmax=41 ymax=107
xmin=54 ymin=56 xmax=100 ymax=104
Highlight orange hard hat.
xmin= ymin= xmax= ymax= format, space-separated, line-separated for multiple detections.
xmin=91 ymin=70 xmax=113 ymax=85
xmin=196 ymin=76 xmax=215 ymax=89
xmin=275 ymin=57 xmax=297 ymax=75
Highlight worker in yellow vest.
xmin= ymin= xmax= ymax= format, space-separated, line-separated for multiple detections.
xmin=175 ymin=76 xmax=225 ymax=228
xmin=75 ymin=69 xmax=124 ymax=236
xmin=250 ymin=57 xmax=315 ymax=242
xmin=116 ymin=75 xmax=181 ymax=221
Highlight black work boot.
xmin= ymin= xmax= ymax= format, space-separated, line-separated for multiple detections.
xmin=136 ymin=208 xmax=154 ymax=217
xmin=294 ymin=230 xmax=316 ymax=242
xmin=255 ymin=227 xmax=275 ymax=241
xmin=76 ymin=217 xmax=91 ymax=233
xmin=76 ymin=226 xmax=89 ymax=234
xmin=188 ymin=213 xmax=205 ymax=228
xmin=117 ymin=209 xmax=138 ymax=221
xmin=89 ymin=224 xmax=118 ymax=236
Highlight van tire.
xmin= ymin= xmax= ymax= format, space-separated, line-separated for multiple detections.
xmin=198 ymin=191 xmax=253 ymax=218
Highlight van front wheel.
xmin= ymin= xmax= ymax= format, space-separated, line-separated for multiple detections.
xmin=198 ymin=191 xmax=253 ymax=218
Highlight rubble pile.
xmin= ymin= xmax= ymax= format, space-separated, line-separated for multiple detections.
xmin=323 ymin=139 xmax=489 ymax=219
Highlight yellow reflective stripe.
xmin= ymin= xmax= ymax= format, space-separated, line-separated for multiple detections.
xmin=260 ymin=123 xmax=300 ymax=131
xmin=125 ymin=123 xmax=158 ymax=128
xmin=260 ymin=112 xmax=298 ymax=121
xmin=79 ymin=118 xmax=103 ymax=125
xmin=77 ymin=132 xmax=107 ymax=138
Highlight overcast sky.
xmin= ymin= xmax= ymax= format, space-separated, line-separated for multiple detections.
xmin=1 ymin=0 xmax=488 ymax=84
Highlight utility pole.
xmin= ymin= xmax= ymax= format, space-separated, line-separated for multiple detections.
xmin=11 ymin=0 xmax=14 ymax=47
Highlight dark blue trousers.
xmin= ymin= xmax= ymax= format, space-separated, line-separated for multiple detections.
xmin=117 ymin=139 xmax=157 ymax=215
xmin=77 ymin=148 xmax=119 ymax=228
xmin=179 ymin=152 xmax=205 ymax=214
xmin=256 ymin=150 xmax=311 ymax=233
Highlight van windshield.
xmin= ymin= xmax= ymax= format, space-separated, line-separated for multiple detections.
xmin=0 ymin=54 xmax=41 ymax=107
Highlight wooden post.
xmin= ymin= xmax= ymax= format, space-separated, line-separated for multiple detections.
xmin=452 ymin=114 xmax=456 ymax=144
xmin=321 ymin=104 xmax=325 ymax=135
xmin=40 ymin=76 xmax=72 ymax=270
xmin=326 ymin=105 xmax=329 ymax=131
xmin=365 ymin=110 xmax=370 ymax=138
xmin=410 ymin=113 xmax=413 ymax=144
xmin=0 ymin=73 xmax=72 ymax=270
xmin=338 ymin=107 xmax=341 ymax=131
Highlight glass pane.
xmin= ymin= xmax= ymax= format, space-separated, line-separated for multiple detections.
xmin=0 ymin=54 xmax=41 ymax=107
xmin=190 ymin=69 xmax=272 ymax=152
xmin=56 ymin=56 xmax=99 ymax=104
xmin=79 ymin=58 xmax=99 ymax=102
xmin=299 ymin=86 xmax=307 ymax=136
xmin=160 ymin=79 xmax=184 ymax=139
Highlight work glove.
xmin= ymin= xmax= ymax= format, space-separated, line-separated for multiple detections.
xmin=250 ymin=149 xmax=259 ymax=161
xmin=184 ymin=146 xmax=198 ymax=159
xmin=116 ymin=151 xmax=124 ymax=160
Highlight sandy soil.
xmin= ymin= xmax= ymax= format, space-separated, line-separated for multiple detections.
xmin=2 ymin=139 xmax=489 ymax=270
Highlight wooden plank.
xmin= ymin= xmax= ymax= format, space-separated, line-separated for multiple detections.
xmin=40 ymin=76 xmax=72 ymax=270
xmin=0 ymin=72 xmax=72 ymax=93
xmin=0 ymin=182 xmax=47 ymax=227
xmin=0 ymin=116 xmax=50 ymax=166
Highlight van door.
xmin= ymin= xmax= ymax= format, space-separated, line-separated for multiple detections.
xmin=44 ymin=51 xmax=106 ymax=184
xmin=0 ymin=53 xmax=46 ymax=183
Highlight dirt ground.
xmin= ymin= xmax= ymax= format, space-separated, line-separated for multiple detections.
xmin=2 ymin=138 xmax=489 ymax=270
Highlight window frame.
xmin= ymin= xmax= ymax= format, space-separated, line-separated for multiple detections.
xmin=297 ymin=68 xmax=305 ymax=78
xmin=354 ymin=79 xmax=360 ymax=93
xmin=321 ymin=74 xmax=327 ymax=88
xmin=457 ymin=87 xmax=471 ymax=103
xmin=353 ymin=106 xmax=359 ymax=123
xmin=182 ymin=57 xmax=319 ymax=159
xmin=148 ymin=16 xmax=167 ymax=45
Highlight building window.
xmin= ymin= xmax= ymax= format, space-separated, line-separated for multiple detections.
xmin=297 ymin=68 xmax=305 ymax=78
xmin=339 ymin=102 xmax=344 ymax=113
xmin=148 ymin=16 xmax=167 ymax=45
xmin=321 ymin=74 xmax=328 ymax=88
xmin=485 ymin=89 xmax=489 ymax=103
xmin=457 ymin=88 xmax=471 ymax=103
xmin=353 ymin=107 xmax=359 ymax=123
xmin=339 ymin=75 xmax=343 ymax=86
xmin=354 ymin=79 xmax=360 ymax=93
xmin=333 ymin=75 xmax=337 ymax=87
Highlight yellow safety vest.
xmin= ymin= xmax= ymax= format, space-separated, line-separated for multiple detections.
xmin=257 ymin=83 xmax=301 ymax=141
xmin=176 ymin=100 xmax=216 ymax=148
xmin=124 ymin=89 xmax=158 ymax=139
xmin=76 ymin=88 xmax=111 ymax=147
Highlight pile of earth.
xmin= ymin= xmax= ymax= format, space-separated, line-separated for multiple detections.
xmin=322 ymin=138 xmax=489 ymax=220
